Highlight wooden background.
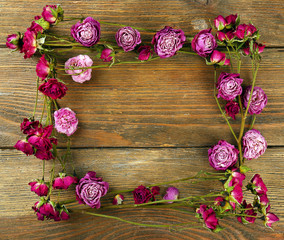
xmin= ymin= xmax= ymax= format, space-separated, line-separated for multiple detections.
xmin=0 ymin=0 xmax=283 ymax=239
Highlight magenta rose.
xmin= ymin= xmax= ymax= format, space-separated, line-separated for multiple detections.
xmin=35 ymin=149 xmax=54 ymax=160
xmin=76 ymin=171 xmax=109 ymax=208
xmin=234 ymin=24 xmax=257 ymax=39
xmin=152 ymin=26 xmax=186 ymax=58
xmin=243 ymin=42 xmax=265 ymax=55
xmin=225 ymin=101 xmax=240 ymax=120
xmin=39 ymin=78 xmax=67 ymax=100
xmin=20 ymin=118 xmax=41 ymax=135
xmin=100 ymin=48 xmax=113 ymax=62
xmin=115 ymin=27 xmax=141 ymax=52
xmin=230 ymin=184 xmax=243 ymax=204
xmin=21 ymin=30 xmax=37 ymax=59
xmin=6 ymin=33 xmax=23 ymax=50
xmin=65 ymin=55 xmax=93 ymax=83
xmin=29 ymin=180 xmax=49 ymax=196
xmin=249 ymin=174 xmax=268 ymax=195
xmin=71 ymin=17 xmax=100 ymax=47
xmin=133 ymin=185 xmax=153 ymax=204
xmin=28 ymin=125 xmax=55 ymax=151
xmin=214 ymin=15 xmax=227 ymax=31
xmin=237 ymin=200 xmax=257 ymax=224
xmin=208 ymin=140 xmax=239 ymax=171
xmin=265 ymin=212 xmax=279 ymax=228
xmin=14 ymin=139 xmax=34 ymax=156
xmin=216 ymin=31 xmax=234 ymax=42
xmin=191 ymin=29 xmax=217 ymax=58
xmin=216 ymin=72 xmax=243 ymax=101
xmin=163 ymin=187 xmax=179 ymax=203
xmin=36 ymin=54 xmax=51 ymax=80
xmin=138 ymin=45 xmax=153 ymax=61
xmin=242 ymin=86 xmax=267 ymax=115
xmin=53 ymin=173 xmax=78 ymax=190
xmin=243 ymin=129 xmax=267 ymax=160
xmin=54 ymin=108 xmax=78 ymax=136
xmin=209 ymin=50 xmax=230 ymax=66
xmin=196 ymin=205 xmax=219 ymax=230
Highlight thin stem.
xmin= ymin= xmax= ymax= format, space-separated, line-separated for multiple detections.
xmin=226 ymin=45 xmax=233 ymax=72
xmin=40 ymin=97 xmax=46 ymax=123
xmin=33 ymin=77 xmax=39 ymax=118
xmin=81 ymin=210 xmax=201 ymax=229
xmin=178 ymin=50 xmax=198 ymax=55
xmin=53 ymin=100 xmax=59 ymax=111
xmin=213 ymin=69 xmax=238 ymax=143
xmin=42 ymin=160 xmax=45 ymax=181
xmin=249 ymin=115 xmax=256 ymax=130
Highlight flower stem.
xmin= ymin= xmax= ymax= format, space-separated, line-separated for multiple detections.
xmin=213 ymin=69 xmax=238 ymax=143
xmin=40 ymin=97 xmax=46 ymax=124
xmin=42 ymin=160 xmax=45 ymax=181
xmin=178 ymin=50 xmax=198 ymax=55
xmin=33 ymin=77 xmax=39 ymax=119
xmin=249 ymin=114 xmax=256 ymax=130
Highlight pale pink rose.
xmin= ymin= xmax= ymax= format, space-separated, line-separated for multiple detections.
xmin=65 ymin=55 xmax=93 ymax=83
xmin=54 ymin=108 xmax=78 ymax=136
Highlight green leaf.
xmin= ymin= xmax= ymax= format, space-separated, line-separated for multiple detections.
xmin=240 ymin=165 xmax=252 ymax=173
xmin=213 ymin=225 xmax=225 ymax=233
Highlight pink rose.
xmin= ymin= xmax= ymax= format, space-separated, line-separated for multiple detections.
xmin=138 ymin=45 xmax=153 ymax=61
xmin=65 ymin=55 xmax=93 ymax=83
xmin=29 ymin=181 xmax=49 ymax=196
xmin=36 ymin=55 xmax=51 ymax=80
xmin=53 ymin=173 xmax=78 ymax=190
xmin=209 ymin=50 xmax=230 ymax=66
xmin=14 ymin=139 xmax=34 ymax=156
xmin=100 ymin=48 xmax=113 ymax=62
xmin=54 ymin=108 xmax=78 ymax=136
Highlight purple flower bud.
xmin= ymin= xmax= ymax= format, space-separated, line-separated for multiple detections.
xmin=138 ymin=45 xmax=153 ymax=61
xmin=214 ymin=15 xmax=227 ymax=31
xmin=115 ymin=27 xmax=141 ymax=52
xmin=29 ymin=181 xmax=49 ymax=196
xmin=191 ymin=29 xmax=217 ymax=58
xmin=100 ymin=48 xmax=113 ymax=62
xmin=243 ymin=129 xmax=267 ymax=160
xmin=71 ymin=17 xmax=100 ymax=47
xmin=225 ymin=101 xmax=240 ymax=120
xmin=209 ymin=50 xmax=230 ymax=66
xmin=14 ymin=139 xmax=34 ymax=156
xmin=230 ymin=184 xmax=243 ymax=204
xmin=208 ymin=140 xmax=239 ymax=171
xmin=76 ymin=171 xmax=109 ymax=209
xmin=216 ymin=72 xmax=243 ymax=101
xmin=152 ymin=26 xmax=186 ymax=58
xmin=42 ymin=5 xmax=63 ymax=24
xmin=258 ymin=194 xmax=269 ymax=206
xmin=163 ymin=187 xmax=179 ymax=203
xmin=112 ymin=194 xmax=124 ymax=205
xmin=225 ymin=14 xmax=238 ymax=26
xmin=265 ymin=212 xmax=279 ymax=228
xmin=234 ymin=24 xmax=257 ymax=40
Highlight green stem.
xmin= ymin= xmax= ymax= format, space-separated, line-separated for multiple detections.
xmin=213 ymin=69 xmax=238 ymax=143
xmin=33 ymin=77 xmax=39 ymax=118
xmin=53 ymin=99 xmax=59 ymax=111
xmin=40 ymin=97 xmax=46 ymax=123
xmin=226 ymin=45 xmax=233 ymax=72
xmin=81 ymin=210 xmax=201 ymax=229
xmin=42 ymin=160 xmax=45 ymax=181
xmin=249 ymin=115 xmax=256 ymax=130
xmin=178 ymin=50 xmax=198 ymax=55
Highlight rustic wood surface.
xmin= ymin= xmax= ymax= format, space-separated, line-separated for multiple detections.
xmin=0 ymin=0 xmax=283 ymax=239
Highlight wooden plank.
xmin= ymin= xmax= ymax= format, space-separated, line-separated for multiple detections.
xmin=0 ymin=48 xmax=283 ymax=147
xmin=0 ymin=148 xmax=283 ymax=239
xmin=0 ymin=0 xmax=283 ymax=46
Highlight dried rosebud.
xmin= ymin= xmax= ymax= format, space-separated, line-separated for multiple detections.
xmin=54 ymin=108 xmax=78 ymax=136
xmin=214 ymin=16 xmax=227 ymax=31
xmin=71 ymin=17 xmax=100 ymax=47
xmin=264 ymin=212 xmax=279 ymax=228
xmin=42 ymin=4 xmax=64 ymax=24
xmin=112 ymin=194 xmax=124 ymax=205
xmin=29 ymin=180 xmax=49 ymax=196
xmin=39 ymin=79 xmax=67 ymax=100
xmin=6 ymin=33 xmax=23 ymax=50
xmin=242 ymin=86 xmax=267 ymax=115
xmin=248 ymin=174 xmax=268 ymax=195
xmin=208 ymin=140 xmax=239 ymax=171
xmin=216 ymin=31 xmax=235 ymax=42
xmin=208 ymin=50 xmax=230 ymax=66
xmin=230 ymin=184 xmax=243 ymax=204
xmin=14 ymin=139 xmax=34 ymax=156
xmin=36 ymin=54 xmax=51 ymax=80
xmin=34 ymin=149 xmax=54 ymax=160
xmin=138 ymin=45 xmax=153 ymax=61
xmin=100 ymin=48 xmax=114 ymax=62
xmin=115 ymin=27 xmax=141 ymax=52
xmin=243 ymin=129 xmax=267 ymax=160
xmin=225 ymin=101 xmax=240 ymax=120
xmin=225 ymin=14 xmax=238 ymax=27
xmin=191 ymin=29 xmax=217 ymax=58
xmin=53 ymin=173 xmax=78 ymax=190
xmin=152 ymin=26 xmax=186 ymax=58
xmin=20 ymin=118 xmax=41 ymax=135
xmin=237 ymin=200 xmax=257 ymax=224
xmin=163 ymin=187 xmax=179 ymax=203
xmin=65 ymin=55 xmax=93 ymax=83
xmin=28 ymin=125 xmax=55 ymax=151
xmin=243 ymin=42 xmax=265 ymax=55
xmin=21 ymin=30 xmax=37 ymax=59
xmin=196 ymin=205 xmax=219 ymax=230
xmin=216 ymin=72 xmax=243 ymax=101
xmin=234 ymin=24 xmax=257 ymax=40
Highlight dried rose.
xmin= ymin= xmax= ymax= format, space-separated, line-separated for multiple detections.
xmin=115 ymin=27 xmax=141 ymax=52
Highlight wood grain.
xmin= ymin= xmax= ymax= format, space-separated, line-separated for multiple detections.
xmin=0 ymin=148 xmax=283 ymax=239
xmin=1 ymin=48 xmax=283 ymax=147
xmin=0 ymin=0 xmax=283 ymax=46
